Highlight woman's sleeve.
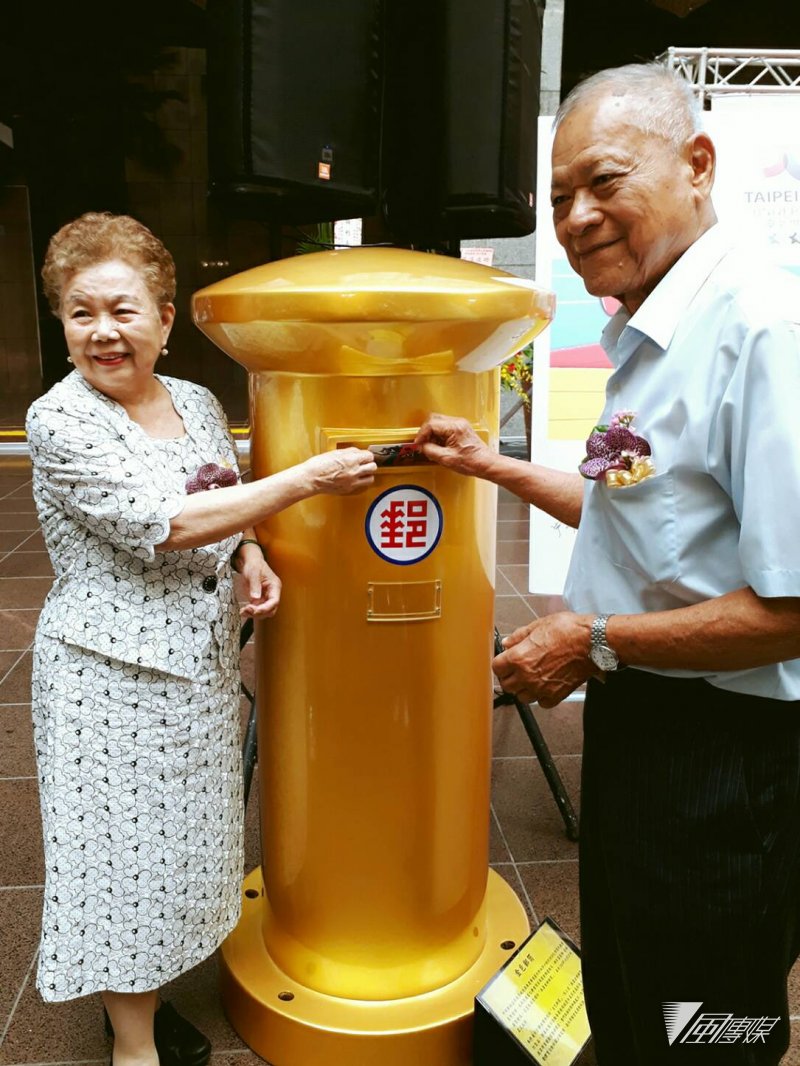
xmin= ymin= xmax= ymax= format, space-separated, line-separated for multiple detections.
xmin=26 ymin=401 xmax=186 ymax=560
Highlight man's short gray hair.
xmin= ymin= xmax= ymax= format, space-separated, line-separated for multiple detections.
xmin=554 ymin=63 xmax=703 ymax=151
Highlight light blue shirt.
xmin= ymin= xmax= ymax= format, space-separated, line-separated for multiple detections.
xmin=564 ymin=224 xmax=800 ymax=699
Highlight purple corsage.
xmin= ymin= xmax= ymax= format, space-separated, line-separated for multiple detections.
xmin=578 ymin=410 xmax=655 ymax=488
xmin=185 ymin=462 xmax=238 ymax=494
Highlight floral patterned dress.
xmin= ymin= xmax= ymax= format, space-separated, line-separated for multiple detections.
xmin=26 ymin=372 xmax=244 ymax=1002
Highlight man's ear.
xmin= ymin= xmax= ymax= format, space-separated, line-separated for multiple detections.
xmin=688 ymin=132 xmax=716 ymax=197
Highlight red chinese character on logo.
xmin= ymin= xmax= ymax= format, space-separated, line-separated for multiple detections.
xmin=379 ymin=499 xmax=406 ymax=550
xmin=405 ymin=499 xmax=429 ymax=548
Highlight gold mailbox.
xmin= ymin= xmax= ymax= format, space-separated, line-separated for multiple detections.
xmin=192 ymin=247 xmax=554 ymax=1066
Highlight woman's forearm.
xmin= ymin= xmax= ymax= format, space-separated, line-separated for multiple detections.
xmin=158 ymin=466 xmax=315 ymax=551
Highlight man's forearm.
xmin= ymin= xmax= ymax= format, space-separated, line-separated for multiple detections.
xmin=606 ymin=587 xmax=800 ymax=672
xmin=478 ymin=453 xmax=584 ymax=528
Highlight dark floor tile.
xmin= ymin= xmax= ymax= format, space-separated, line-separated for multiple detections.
xmin=209 ymin=1053 xmax=271 ymax=1066
xmin=489 ymin=809 xmax=511 ymax=863
xmin=0 ymin=888 xmax=41 ymax=1032
xmin=0 ymin=977 xmax=107 ymax=1066
xmin=0 ymin=532 xmax=32 ymax=554
xmin=240 ymin=642 xmax=255 ymax=696
xmin=784 ymin=1024 xmax=800 ymax=1066
xmin=517 ymin=861 xmax=581 ymax=946
xmin=0 ymin=779 xmax=44 ymax=885
xmin=491 ymin=756 xmax=581 ymax=863
xmin=0 ymin=651 xmax=20 ymax=678
xmin=0 ymin=553 xmax=53 ymax=578
xmin=494 ymin=595 xmax=536 ymax=637
xmin=0 ymin=609 xmax=40 ymax=650
xmin=496 ymin=540 xmax=530 ymax=565
xmin=0 ymin=653 xmax=32 ymax=704
xmin=493 ymin=699 xmax=584 ymax=759
xmin=497 ymin=519 xmax=529 ymax=541
xmin=789 ymin=958 xmax=800 ymax=1017
xmin=243 ymin=769 xmax=262 ymax=873
xmin=0 ymin=704 xmax=35 ymax=778
xmin=1 ymin=498 xmax=38 ymax=513
xmin=491 ymin=863 xmax=535 ymax=926
xmin=0 ymin=578 xmax=52 ymax=609
xmin=0 ymin=514 xmax=40 ymax=531
xmin=18 ymin=529 xmax=45 ymax=550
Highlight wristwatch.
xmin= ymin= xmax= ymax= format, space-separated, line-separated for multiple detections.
xmin=589 ymin=613 xmax=620 ymax=672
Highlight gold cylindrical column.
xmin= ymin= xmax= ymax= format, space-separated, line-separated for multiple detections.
xmin=192 ymin=247 xmax=554 ymax=1065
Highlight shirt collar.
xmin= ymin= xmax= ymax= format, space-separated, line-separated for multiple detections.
xmin=600 ymin=223 xmax=733 ymax=367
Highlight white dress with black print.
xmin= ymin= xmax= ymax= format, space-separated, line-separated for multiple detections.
xmin=26 ymin=372 xmax=244 ymax=1002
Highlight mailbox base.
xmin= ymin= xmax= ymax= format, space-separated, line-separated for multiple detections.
xmin=220 ymin=867 xmax=529 ymax=1066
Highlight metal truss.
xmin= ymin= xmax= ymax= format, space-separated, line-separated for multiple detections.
xmin=662 ymin=47 xmax=800 ymax=105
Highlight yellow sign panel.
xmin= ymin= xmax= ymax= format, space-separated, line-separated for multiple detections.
xmin=477 ymin=919 xmax=590 ymax=1065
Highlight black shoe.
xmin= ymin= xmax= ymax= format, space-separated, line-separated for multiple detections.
xmin=104 ymin=1002 xmax=211 ymax=1066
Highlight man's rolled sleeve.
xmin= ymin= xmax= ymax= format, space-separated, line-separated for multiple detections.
xmin=725 ymin=320 xmax=800 ymax=598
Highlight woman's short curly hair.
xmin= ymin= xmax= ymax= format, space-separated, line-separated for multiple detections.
xmin=42 ymin=212 xmax=176 ymax=315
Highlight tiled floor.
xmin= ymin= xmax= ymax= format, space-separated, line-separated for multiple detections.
xmin=1 ymin=457 xmax=798 ymax=1065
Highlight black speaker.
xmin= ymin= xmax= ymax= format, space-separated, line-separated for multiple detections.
xmin=382 ymin=0 xmax=542 ymax=244
xmin=207 ymin=0 xmax=383 ymax=224
xmin=441 ymin=0 xmax=541 ymax=239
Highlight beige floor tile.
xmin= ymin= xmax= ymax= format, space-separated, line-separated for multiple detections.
xmin=496 ymin=539 xmax=530 ymax=565
xmin=494 ymin=569 xmax=516 ymax=596
xmin=494 ymin=594 xmax=536 ymax=636
xmin=496 ymin=519 xmax=529 ymax=541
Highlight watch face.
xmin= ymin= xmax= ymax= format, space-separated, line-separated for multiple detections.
xmin=590 ymin=644 xmax=619 ymax=671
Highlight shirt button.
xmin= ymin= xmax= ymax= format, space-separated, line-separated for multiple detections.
xmin=202 ymin=576 xmax=218 ymax=593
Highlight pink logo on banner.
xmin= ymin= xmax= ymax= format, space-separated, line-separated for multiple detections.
xmin=365 ymin=485 xmax=443 ymax=565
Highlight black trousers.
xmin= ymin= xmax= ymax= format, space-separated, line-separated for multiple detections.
xmin=580 ymin=669 xmax=800 ymax=1065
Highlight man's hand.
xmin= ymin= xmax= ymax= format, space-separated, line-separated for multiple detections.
xmin=414 ymin=414 xmax=494 ymax=477
xmin=493 ymin=612 xmax=597 ymax=708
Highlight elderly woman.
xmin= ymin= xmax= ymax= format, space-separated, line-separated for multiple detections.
xmin=25 ymin=213 xmax=376 ymax=1066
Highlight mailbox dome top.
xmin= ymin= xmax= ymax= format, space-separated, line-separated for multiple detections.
xmin=191 ymin=247 xmax=555 ymax=375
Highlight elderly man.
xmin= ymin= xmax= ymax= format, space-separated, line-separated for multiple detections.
xmin=417 ymin=64 xmax=800 ymax=1064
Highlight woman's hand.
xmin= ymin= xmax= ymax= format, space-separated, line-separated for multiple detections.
xmin=414 ymin=414 xmax=494 ymax=477
xmin=304 ymin=447 xmax=377 ymax=495
xmin=238 ymin=552 xmax=282 ymax=619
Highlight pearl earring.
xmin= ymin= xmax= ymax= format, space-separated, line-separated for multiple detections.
xmin=160 ymin=347 xmax=168 ymax=357
xmin=67 ymin=356 xmax=74 ymax=364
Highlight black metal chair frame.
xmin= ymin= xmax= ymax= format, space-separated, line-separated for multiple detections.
xmin=238 ymin=620 xmax=579 ymax=841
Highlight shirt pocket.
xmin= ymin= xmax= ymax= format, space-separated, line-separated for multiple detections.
xmin=592 ymin=471 xmax=680 ymax=584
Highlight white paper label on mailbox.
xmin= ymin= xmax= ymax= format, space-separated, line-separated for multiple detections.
xmin=365 ymin=485 xmax=443 ymax=565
